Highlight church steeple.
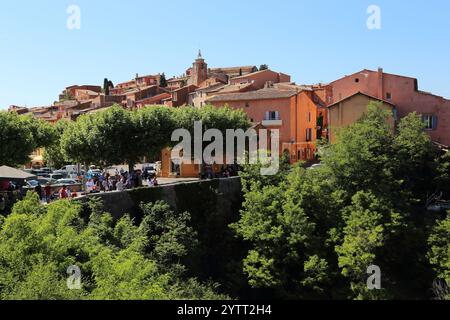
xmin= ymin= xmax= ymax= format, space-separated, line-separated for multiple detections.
xmin=190 ymin=50 xmax=207 ymax=86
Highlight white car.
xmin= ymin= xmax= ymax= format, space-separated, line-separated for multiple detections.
xmin=56 ymin=179 xmax=78 ymax=185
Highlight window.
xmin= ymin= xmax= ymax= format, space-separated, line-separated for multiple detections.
xmin=355 ymin=78 xmax=359 ymax=83
xmin=386 ymin=92 xmax=392 ymax=100
xmin=265 ymin=111 xmax=280 ymax=120
xmin=392 ymin=109 xmax=398 ymax=121
xmin=308 ymin=112 xmax=312 ymax=123
xmin=245 ymin=102 xmax=250 ymax=108
xmin=297 ymin=150 xmax=301 ymax=160
xmin=306 ymin=128 xmax=312 ymax=142
xmin=422 ymin=115 xmax=438 ymax=130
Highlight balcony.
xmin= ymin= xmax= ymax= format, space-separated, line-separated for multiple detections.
xmin=262 ymin=120 xmax=282 ymax=126
xmin=262 ymin=116 xmax=282 ymax=127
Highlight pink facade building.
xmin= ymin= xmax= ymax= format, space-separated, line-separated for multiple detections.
xmin=329 ymin=68 xmax=450 ymax=146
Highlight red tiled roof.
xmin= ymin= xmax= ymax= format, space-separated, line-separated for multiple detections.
xmin=206 ymin=88 xmax=298 ymax=102
xmin=327 ymin=91 xmax=396 ymax=108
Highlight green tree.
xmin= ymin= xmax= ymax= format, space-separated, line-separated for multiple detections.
xmin=393 ymin=112 xmax=438 ymax=201
xmin=0 ymin=112 xmax=34 ymax=167
xmin=0 ymin=193 xmax=227 ymax=300
xmin=61 ymin=105 xmax=141 ymax=170
xmin=335 ymin=191 xmax=402 ymax=300
xmin=134 ymin=106 xmax=178 ymax=161
xmin=43 ymin=120 xmax=70 ymax=168
xmin=259 ymin=64 xmax=269 ymax=71
xmin=0 ymin=112 xmax=54 ymax=167
xmin=233 ymin=102 xmax=447 ymax=300
xmin=159 ymin=73 xmax=167 ymax=87
xmin=61 ymin=104 xmax=249 ymax=172
xmin=103 ymin=78 xmax=110 ymax=95
xmin=173 ymin=105 xmax=250 ymax=135
xmin=232 ymin=164 xmax=336 ymax=299
xmin=60 ymin=90 xmax=75 ymax=102
xmin=428 ymin=212 xmax=450 ymax=300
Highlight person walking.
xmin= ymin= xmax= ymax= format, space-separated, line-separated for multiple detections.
xmin=102 ymin=178 xmax=110 ymax=192
xmin=34 ymin=183 xmax=43 ymax=201
xmin=150 ymin=176 xmax=158 ymax=187
xmin=44 ymin=183 xmax=52 ymax=203
xmin=59 ymin=185 xmax=69 ymax=199
xmin=116 ymin=178 xmax=125 ymax=192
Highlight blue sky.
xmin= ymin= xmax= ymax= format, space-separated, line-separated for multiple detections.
xmin=1 ymin=0 xmax=449 ymax=108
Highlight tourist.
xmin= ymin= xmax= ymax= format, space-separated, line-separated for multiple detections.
xmin=59 ymin=185 xmax=69 ymax=199
xmin=102 ymin=177 xmax=110 ymax=192
xmin=99 ymin=174 xmax=105 ymax=191
xmin=150 ymin=176 xmax=158 ymax=187
xmin=44 ymin=183 xmax=52 ymax=203
xmin=136 ymin=170 xmax=143 ymax=188
xmin=34 ymin=183 xmax=43 ymax=200
xmin=116 ymin=178 xmax=125 ymax=192
xmin=108 ymin=177 xmax=114 ymax=191
xmin=86 ymin=178 xmax=94 ymax=193
xmin=125 ymin=175 xmax=133 ymax=189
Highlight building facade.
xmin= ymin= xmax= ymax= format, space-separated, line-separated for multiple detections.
xmin=329 ymin=68 xmax=450 ymax=146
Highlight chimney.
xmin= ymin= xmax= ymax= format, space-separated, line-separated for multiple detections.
xmin=377 ymin=67 xmax=383 ymax=99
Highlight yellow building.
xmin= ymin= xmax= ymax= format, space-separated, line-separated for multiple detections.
xmin=328 ymin=92 xmax=396 ymax=143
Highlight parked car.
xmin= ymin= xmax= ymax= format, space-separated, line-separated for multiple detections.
xmin=38 ymin=178 xmax=57 ymax=185
xmin=56 ymin=179 xmax=78 ymax=185
xmin=26 ymin=180 xmax=41 ymax=188
xmin=33 ymin=169 xmax=47 ymax=177
xmin=90 ymin=169 xmax=102 ymax=177
xmin=59 ymin=165 xmax=84 ymax=174
xmin=48 ymin=173 xmax=65 ymax=180
xmin=67 ymin=171 xmax=85 ymax=181
xmin=142 ymin=164 xmax=156 ymax=179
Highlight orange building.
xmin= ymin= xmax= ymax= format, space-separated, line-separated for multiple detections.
xmin=207 ymin=86 xmax=323 ymax=163
xmin=159 ymin=123 xmax=270 ymax=178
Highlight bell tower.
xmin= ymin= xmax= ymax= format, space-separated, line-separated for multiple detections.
xmin=191 ymin=50 xmax=208 ymax=86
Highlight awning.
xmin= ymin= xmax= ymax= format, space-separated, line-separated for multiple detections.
xmin=0 ymin=166 xmax=37 ymax=180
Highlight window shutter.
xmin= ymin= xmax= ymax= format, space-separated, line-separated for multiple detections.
xmin=432 ymin=116 xmax=438 ymax=130
xmin=275 ymin=111 xmax=280 ymax=120
xmin=265 ymin=111 xmax=269 ymax=121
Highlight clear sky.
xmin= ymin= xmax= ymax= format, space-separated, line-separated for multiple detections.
xmin=1 ymin=0 xmax=449 ymax=108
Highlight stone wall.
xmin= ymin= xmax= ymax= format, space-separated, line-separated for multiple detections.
xmin=78 ymin=177 xmax=243 ymax=221
xmin=77 ymin=177 xmax=245 ymax=291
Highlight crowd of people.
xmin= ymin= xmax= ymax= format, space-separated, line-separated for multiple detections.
xmin=84 ymin=168 xmax=158 ymax=194
xmin=201 ymin=164 xmax=241 ymax=180
xmin=0 ymin=181 xmax=22 ymax=213
xmin=1 ymin=163 xmax=239 ymax=213
xmin=32 ymin=183 xmax=77 ymax=203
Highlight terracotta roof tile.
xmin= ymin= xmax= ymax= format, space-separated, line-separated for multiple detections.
xmin=206 ymin=88 xmax=298 ymax=102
